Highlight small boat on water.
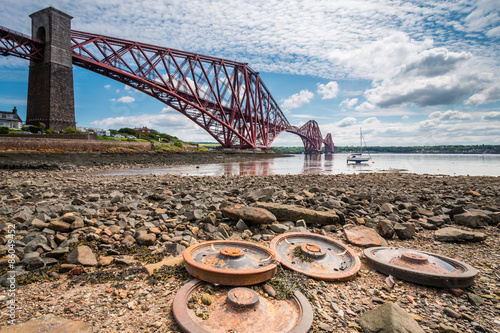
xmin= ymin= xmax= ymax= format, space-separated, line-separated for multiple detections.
xmin=347 ymin=128 xmax=371 ymax=163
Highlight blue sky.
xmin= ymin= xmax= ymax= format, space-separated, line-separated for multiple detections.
xmin=0 ymin=0 xmax=499 ymax=146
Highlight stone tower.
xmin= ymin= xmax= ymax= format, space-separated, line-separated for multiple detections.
xmin=26 ymin=7 xmax=76 ymax=132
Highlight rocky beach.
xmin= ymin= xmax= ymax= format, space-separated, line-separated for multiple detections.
xmin=0 ymin=151 xmax=499 ymax=333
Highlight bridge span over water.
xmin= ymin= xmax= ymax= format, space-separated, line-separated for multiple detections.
xmin=0 ymin=7 xmax=335 ymax=153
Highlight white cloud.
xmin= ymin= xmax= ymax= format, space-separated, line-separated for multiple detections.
xmin=117 ymin=96 xmax=135 ymax=103
xmin=317 ymin=81 xmax=339 ymax=100
xmin=340 ymin=98 xmax=358 ymax=109
xmin=337 ymin=117 xmax=356 ymax=127
xmin=281 ymin=89 xmax=314 ymax=112
xmin=104 ymin=85 xmax=111 ymax=89
xmin=362 ymin=48 xmax=491 ymax=108
xmin=402 ymin=115 xmax=409 ymax=120
xmin=428 ymin=110 xmax=473 ymax=121
xmin=481 ymin=112 xmax=500 ymax=121
xmin=466 ymin=86 xmax=500 ymax=106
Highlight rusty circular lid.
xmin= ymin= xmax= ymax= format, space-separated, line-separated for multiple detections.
xmin=183 ymin=240 xmax=278 ymax=286
xmin=269 ymin=232 xmax=361 ymax=281
xmin=226 ymin=287 xmax=259 ymax=308
xmin=172 ymin=279 xmax=313 ymax=333
xmin=364 ymin=247 xmax=479 ymax=288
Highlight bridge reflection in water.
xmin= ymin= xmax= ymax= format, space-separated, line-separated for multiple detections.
xmin=90 ymin=154 xmax=367 ymax=177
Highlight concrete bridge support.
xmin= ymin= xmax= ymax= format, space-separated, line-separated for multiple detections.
xmin=26 ymin=7 xmax=76 ymax=132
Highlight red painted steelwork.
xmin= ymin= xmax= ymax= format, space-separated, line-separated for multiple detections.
xmin=69 ymin=30 xmax=294 ymax=149
xmin=287 ymin=120 xmax=324 ymax=152
xmin=0 ymin=26 xmax=44 ymax=62
xmin=324 ymin=133 xmax=334 ymax=153
xmin=0 ymin=26 xmax=330 ymax=151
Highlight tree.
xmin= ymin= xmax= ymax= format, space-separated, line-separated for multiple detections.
xmin=0 ymin=127 xmax=9 ymax=134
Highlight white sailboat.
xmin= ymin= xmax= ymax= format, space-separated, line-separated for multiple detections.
xmin=347 ymin=128 xmax=371 ymax=163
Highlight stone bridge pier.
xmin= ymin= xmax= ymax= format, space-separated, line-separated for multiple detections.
xmin=26 ymin=7 xmax=76 ymax=131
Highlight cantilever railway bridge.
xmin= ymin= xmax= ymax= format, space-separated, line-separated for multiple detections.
xmin=0 ymin=8 xmax=334 ymax=153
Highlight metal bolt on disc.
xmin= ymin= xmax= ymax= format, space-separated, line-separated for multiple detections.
xmin=172 ymin=279 xmax=313 ymax=333
xmin=363 ymin=247 xmax=479 ymax=288
xmin=183 ymin=240 xmax=278 ymax=286
xmin=270 ymin=232 xmax=361 ymax=281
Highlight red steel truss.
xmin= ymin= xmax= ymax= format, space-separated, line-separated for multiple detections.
xmin=287 ymin=120 xmax=324 ymax=152
xmin=0 ymin=26 xmax=44 ymax=61
xmin=70 ymin=30 xmax=293 ymax=149
xmin=323 ymin=133 xmax=335 ymax=153
xmin=0 ymin=26 xmax=335 ymax=152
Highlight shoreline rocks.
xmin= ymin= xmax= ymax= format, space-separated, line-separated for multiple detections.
xmin=0 ymin=155 xmax=498 ymax=333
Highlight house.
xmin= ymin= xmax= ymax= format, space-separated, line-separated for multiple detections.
xmin=0 ymin=107 xmax=23 ymax=130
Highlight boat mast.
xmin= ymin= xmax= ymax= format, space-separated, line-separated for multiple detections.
xmin=360 ymin=128 xmax=363 ymax=154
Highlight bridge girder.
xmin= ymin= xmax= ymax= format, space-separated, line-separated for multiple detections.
xmin=0 ymin=23 xmax=331 ymax=151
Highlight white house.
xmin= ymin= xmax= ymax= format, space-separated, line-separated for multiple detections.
xmin=0 ymin=107 xmax=23 ymax=130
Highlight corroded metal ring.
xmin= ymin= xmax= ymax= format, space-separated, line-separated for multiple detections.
xmin=270 ymin=232 xmax=360 ymax=281
xmin=183 ymin=240 xmax=278 ymax=286
xmin=172 ymin=279 xmax=313 ymax=333
xmin=364 ymin=247 xmax=479 ymax=288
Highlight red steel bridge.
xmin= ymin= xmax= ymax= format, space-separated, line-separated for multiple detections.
xmin=0 ymin=26 xmax=334 ymax=153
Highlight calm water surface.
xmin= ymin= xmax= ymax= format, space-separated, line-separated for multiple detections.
xmin=98 ymin=153 xmax=500 ymax=177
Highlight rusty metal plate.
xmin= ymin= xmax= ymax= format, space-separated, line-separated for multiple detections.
xmin=364 ymin=247 xmax=479 ymax=288
xmin=183 ymin=240 xmax=278 ymax=286
xmin=172 ymin=279 xmax=313 ymax=333
xmin=270 ymin=232 xmax=361 ymax=281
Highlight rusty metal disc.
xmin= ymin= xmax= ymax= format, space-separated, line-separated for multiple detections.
xmin=183 ymin=240 xmax=278 ymax=286
xmin=363 ymin=247 xmax=479 ymax=288
xmin=270 ymin=232 xmax=361 ymax=281
xmin=172 ymin=279 xmax=313 ymax=333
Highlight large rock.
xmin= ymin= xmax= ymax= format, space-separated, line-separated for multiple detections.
xmin=376 ymin=219 xmax=394 ymax=239
xmin=453 ymin=212 xmax=490 ymax=228
xmin=67 ymin=245 xmax=98 ymax=266
xmin=254 ymin=202 xmax=339 ymax=225
xmin=48 ymin=220 xmax=71 ymax=232
xmin=0 ymin=314 xmax=93 ymax=333
xmin=394 ymin=222 xmax=416 ymax=240
xmin=221 ymin=202 xmax=276 ymax=224
xmin=359 ymin=302 xmax=425 ymax=333
xmin=343 ymin=224 xmax=387 ymax=247
xmin=434 ymin=227 xmax=486 ymax=242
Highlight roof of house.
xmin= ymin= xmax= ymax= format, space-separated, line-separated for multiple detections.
xmin=0 ymin=110 xmax=22 ymax=122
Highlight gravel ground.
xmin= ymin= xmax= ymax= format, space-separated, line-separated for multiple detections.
xmin=0 ymin=151 xmax=499 ymax=333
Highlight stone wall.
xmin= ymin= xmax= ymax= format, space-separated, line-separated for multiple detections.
xmin=0 ymin=137 xmax=153 ymax=152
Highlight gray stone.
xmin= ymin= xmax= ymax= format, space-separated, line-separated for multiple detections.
xmin=164 ymin=243 xmax=186 ymax=257
xmin=454 ymin=212 xmax=490 ymax=228
xmin=245 ymin=187 xmax=277 ymax=202
xmin=270 ymin=223 xmax=289 ymax=233
xmin=435 ymin=227 xmax=486 ymax=242
xmin=376 ymin=219 xmax=394 ymax=239
xmin=394 ymin=222 xmax=416 ymax=240
xmin=428 ymin=216 xmax=445 ymax=226
xmin=24 ymin=234 xmax=49 ymax=253
xmin=67 ymin=245 xmax=98 ymax=266
xmin=379 ymin=203 xmax=393 ymax=214
xmin=185 ymin=209 xmax=204 ymax=221
xmin=254 ymin=202 xmax=339 ymax=225
xmin=22 ymin=252 xmax=45 ymax=269
xmin=235 ymin=219 xmax=249 ymax=231
xmin=359 ymin=302 xmax=425 ymax=333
